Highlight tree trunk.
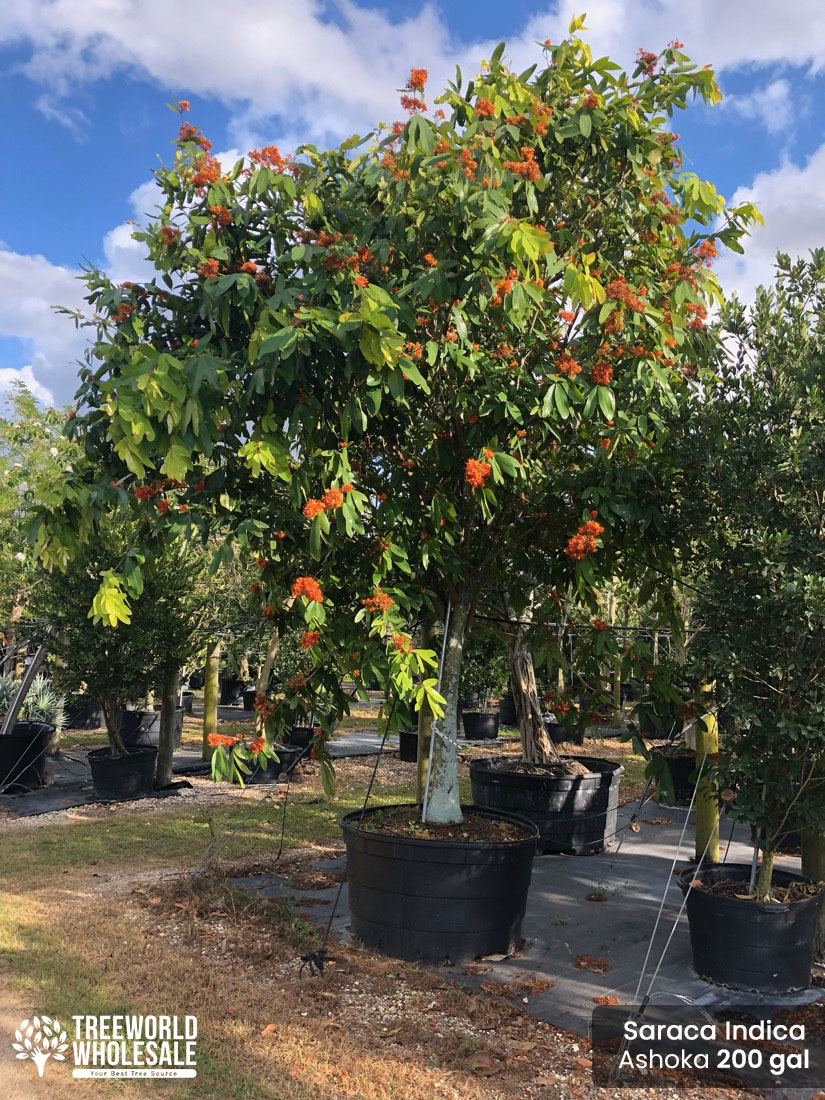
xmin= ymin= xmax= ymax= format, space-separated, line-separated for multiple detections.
xmin=202 ymin=641 xmax=220 ymax=760
xmin=255 ymin=628 xmax=280 ymax=696
xmin=155 ymin=669 xmax=179 ymax=787
xmin=755 ymin=848 xmax=775 ymax=901
xmin=503 ymin=596 xmax=560 ymax=766
xmin=801 ymin=828 xmax=825 ymax=962
xmin=102 ymin=697 xmax=126 ymax=756
xmin=423 ymin=600 xmax=468 ymax=824
xmin=694 ymin=683 xmax=719 ymax=863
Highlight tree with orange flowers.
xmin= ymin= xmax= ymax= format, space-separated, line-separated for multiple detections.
xmin=33 ymin=20 xmax=758 ymax=822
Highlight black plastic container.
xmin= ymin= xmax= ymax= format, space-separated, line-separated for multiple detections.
xmin=498 ymin=692 xmax=517 ymax=727
xmin=462 ymin=711 xmax=500 ymax=740
xmin=181 ymin=691 xmax=195 ymax=715
xmin=469 ymin=756 xmax=623 ymax=855
xmin=0 ymin=722 xmax=54 ymax=792
xmin=398 ymin=729 xmax=418 ymax=763
xmin=242 ymin=686 xmax=257 ymax=712
xmin=120 ymin=709 xmax=183 ymax=749
xmin=65 ymin=697 xmax=105 ymax=730
xmin=220 ymin=677 xmax=244 ymax=706
xmin=651 ymin=747 xmax=696 ymax=804
xmin=289 ymin=725 xmax=319 ymax=750
xmin=245 ymin=745 xmax=303 ymax=784
xmin=678 ymin=863 xmax=825 ymax=993
xmin=88 ymin=746 xmax=158 ymax=801
xmin=545 ymin=719 xmax=584 ymax=746
xmin=341 ymin=803 xmax=539 ymax=963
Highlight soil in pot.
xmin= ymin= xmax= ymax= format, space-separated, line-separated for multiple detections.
xmin=469 ymin=756 xmax=623 ymax=855
xmin=341 ymin=803 xmax=538 ymax=964
xmin=462 ymin=711 xmax=500 ymax=740
xmin=120 ymin=709 xmax=183 ymax=749
xmin=0 ymin=722 xmax=54 ymax=792
xmin=678 ymin=863 xmax=825 ymax=993
xmin=88 ymin=746 xmax=158 ymax=801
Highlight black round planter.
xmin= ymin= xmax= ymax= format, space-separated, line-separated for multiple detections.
xmin=462 ymin=711 xmax=500 ymax=740
xmin=181 ymin=691 xmax=194 ymax=716
xmin=341 ymin=803 xmax=539 ymax=964
xmin=242 ymin=686 xmax=257 ymax=712
xmin=470 ymin=755 xmax=623 ymax=855
xmin=498 ymin=692 xmax=517 ymax=727
xmin=678 ymin=863 xmax=825 ymax=993
xmin=289 ymin=725 xmax=318 ymax=750
xmin=651 ymin=747 xmax=696 ymax=804
xmin=188 ymin=673 xmax=204 ymax=690
xmin=65 ymin=697 xmax=105 ymax=730
xmin=245 ymin=745 xmax=303 ymax=784
xmin=88 ymin=746 xmax=158 ymax=801
xmin=119 ymin=709 xmax=183 ymax=749
xmin=398 ymin=729 xmax=418 ymax=763
xmin=0 ymin=722 xmax=54 ymax=792
xmin=220 ymin=677 xmax=244 ymax=706
xmin=545 ymin=718 xmax=584 ymax=746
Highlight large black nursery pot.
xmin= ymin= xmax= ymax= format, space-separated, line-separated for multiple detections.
xmin=545 ymin=718 xmax=584 ymax=746
xmin=398 ymin=729 xmax=418 ymax=763
xmin=220 ymin=676 xmax=244 ymax=706
xmin=462 ymin=710 xmax=500 ymax=740
xmin=0 ymin=722 xmax=54 ymax=793
xmin=678 ymin=863 xmax=825 ymax=993
xmin=65 ymin=696 xmax=106 ymax=730
xmin=119 ymin=708 xmax=183 ymax=749
xmin=244 ymin=745 xmax=303 ymax=784
xmin=498 ymin=692 xmax=517 ymax=727
xmin=650 ymin=747 xmax=696 ymax=804
xmin=242 ymin=686 xmax=257 ymax=712
xmin=181 ymin=691 xmax=195 ymax=715
xmin=341 ymin=803 xmax=539 ymax=964
xmin=88 ymin=745 xmax=158 ymax=801
xmin=470 ymin=756 xmax=623 ymax=855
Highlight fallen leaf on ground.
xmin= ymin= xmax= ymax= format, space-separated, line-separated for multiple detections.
xmin=574 ymin=1056 xmax=593 ymax=1069
xmin=480 ymin=952 xmax=510 ymax=962
xmin=630 ymin=822 xmax=641 ymax=833
xmin=260 ymin=1023 xmax=277 ymax=1037
xmin=148 ymin=896 xmax=162 ymax=905
xmin=593 ymin=995 xmax=621 ymax=1006
xmin=585 ymin=892 xmax=608 ymax=902
xmin=468 ymin=1051 xmax=500 ymax=1076
xmin=641 ymin=817 xmax=672 ymax=826
xmin=480 ymin=974 xmax=553 ymax=999
xmin=574 ymin=954 xmax=612 ymax=973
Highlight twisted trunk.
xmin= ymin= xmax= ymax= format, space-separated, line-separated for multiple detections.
xmin=503 ymin=595 xmax=560 ymax=766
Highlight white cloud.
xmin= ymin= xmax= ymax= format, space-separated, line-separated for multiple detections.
xmin=721 ymin=78 xmax=794 ymax=135
xmin=714 ymin=143 xmax=825 ymax=300
xmin=0 ymin=364 xmax=55 ymax=406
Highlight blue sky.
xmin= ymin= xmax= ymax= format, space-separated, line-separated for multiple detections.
xmin=1 ymin=0 xmax=825 ymax=406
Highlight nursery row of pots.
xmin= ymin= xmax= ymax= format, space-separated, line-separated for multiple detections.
xmin=340 ymin=754 xmax=824 ymax=994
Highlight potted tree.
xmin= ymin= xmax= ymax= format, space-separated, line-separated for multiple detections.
xmin=0 ymin=673 xmax=65 ymax=792
xmin=34 ymin=30 xmax=757 ymax=958
xmin=459 ymin=628 xmax=507 ymax=740
xmin=670 ymin=257 xmax=825 ymax=992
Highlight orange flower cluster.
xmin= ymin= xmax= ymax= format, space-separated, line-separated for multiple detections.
xmin=582 ymin=89 xmax=599 ymax=109
xmin=303 ymin=486 xmax=346 ymax=520
xmin=240 ymin=260 xmax=258 ymax=274
xmin=249 ymin=582 xmax=262 ymax=594
xmin=558 ymin=310 xmax=576 ymax=323
xmin=353 ymin=274 xmax=368 ymax=288
xmin=592 ymin=619 xmax=607 ymax=631
xmin=112 ymin=303 xmax=135 ymax=323
xmin=475 ymin=97 xmax=495 ymax=118
xmin=301 ymin=630 xmax=321 ymax=649
xmin=208 ymin=733 xmax=240 ymax=748
xmin=591 ymin=362 xmax=613 ymax=385
xmin=695 ymin=239 xmax=717 ymax=260
xmin=423 ymin=253 xmax=438 ymax=267
xmin=209 ymin=204 xmax=232 ymax=227
xmin=303 ymin=499 xmax=326 ymax=519
xmin=465 ymin=458 xmax=492 ymax=488
xmin=392 ymin=633 xmax=413 ymax=654
xmin=685 ymin=303 xmax=708 ymax=330
xmin=160 ymin=225 xmax=180 ymax=245
xmin=292 ymin=577 xmax=324 ymax=603
xmin=557 ymin=352 xmax=582 ymax=378
xmin=249 ymin=145 xmax=285 ymax=171
xmin=249 ymin=737 xmax=266 ymax=754
xmin=198 ymin=259 xmax=220 ymax=278
xmin=191 ymin=156 xmax=222 ymax=186
xmin=400 ymin=94 xmax=426 ymax=114
xmin=254 ymin=693 xmax=277 ymax=720
xmin=261 ymin=604 xmax=276 ymax=618
xmin=133 ymin=485 xmax=155 ymax=501
xmin=491 ymin=268 xmax=518 ymax=306
xmin=604 ymin=278 xmax=646 ymax=312
xmin=503 ymin=146 xmax=540 ymax=181
xmin=156 ymin=499 xmax=170 ymax=515
xmin=407 ymin=68 xmax=428 ymax=90
xmin=637 ymin=49 xmax=658 ymax=76
xmin=564 ymin=519 xmax=605 ymax=560
xmin=362 ymin=586 xmax=395 ymax=613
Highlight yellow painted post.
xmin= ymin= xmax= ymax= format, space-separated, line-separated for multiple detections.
xmin=694 ymin=682 xmax=719 ymax=863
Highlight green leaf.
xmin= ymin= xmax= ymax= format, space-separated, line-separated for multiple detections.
xmin=579 ymin=111 xmax=592 ymax=138
xmin=597 ymin=385 xmax=616 ymax=420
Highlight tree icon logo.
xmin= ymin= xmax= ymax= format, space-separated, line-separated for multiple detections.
xmin=12 ymin=1016 xmax=69 ymax=1077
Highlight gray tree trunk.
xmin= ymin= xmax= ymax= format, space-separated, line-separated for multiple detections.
xmin=155 ymin=670 xmax=180 ymax=786
xmin=424 ymin=600 xmax=468 ymax=824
